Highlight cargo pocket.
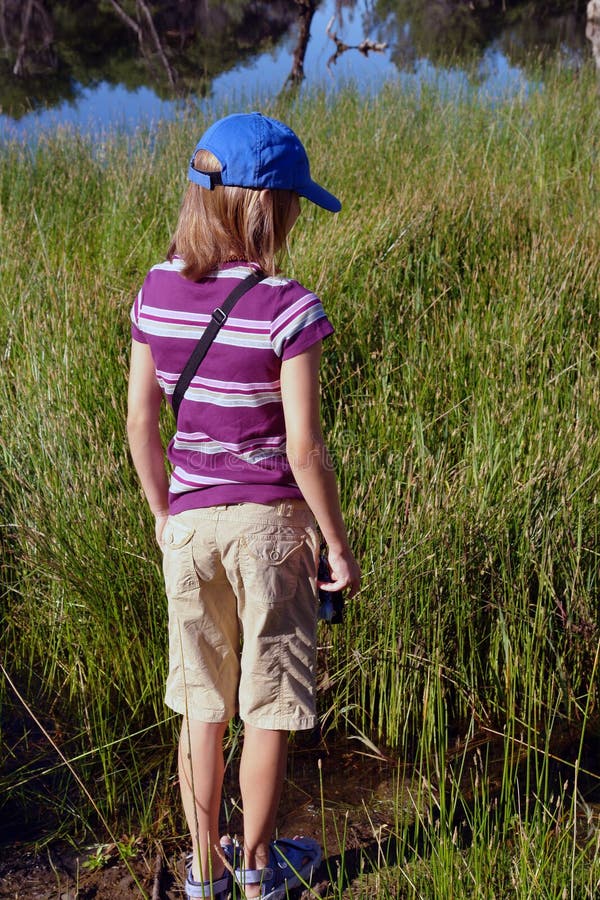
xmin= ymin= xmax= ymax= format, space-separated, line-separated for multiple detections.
xmin=240 ymin=529 xmax=306 ymax=609
xmin=162 ymin=518 xmax=197 ymax=596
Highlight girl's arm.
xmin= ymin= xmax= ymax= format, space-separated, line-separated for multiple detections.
xmin=127 ymin=339 xmax=170 ymax=544
xmin=280 ymin=342 xmax=361 ymax=597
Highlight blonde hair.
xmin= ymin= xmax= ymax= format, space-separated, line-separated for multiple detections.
xmin=168 ymin=150 xmax=297 ymax=280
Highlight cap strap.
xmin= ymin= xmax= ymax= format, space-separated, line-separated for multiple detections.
xmin=188 ymin=165 xmax=223 ymax=190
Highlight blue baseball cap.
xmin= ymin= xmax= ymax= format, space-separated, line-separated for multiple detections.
xmin=188 ymin=112 xmax=341 ymax=213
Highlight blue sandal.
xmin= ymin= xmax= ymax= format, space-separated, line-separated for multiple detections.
xmin=185 ymin=837 xmax=240 ymax=900
xmin=185 ymin=868 xmax=230 ymax=900
xmin=233 ymin=837 xmax=321 ymax=900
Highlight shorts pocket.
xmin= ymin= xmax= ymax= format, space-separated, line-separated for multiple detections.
xmin=162 ymin=518 xmax=197 ymax=595
xmin=242 ymin=534 xmax=305 ymax=565
xmin=240 ymin=529 xmax=307 ymax=608
xmin=162 ymin=518 xmax=195 ymax=550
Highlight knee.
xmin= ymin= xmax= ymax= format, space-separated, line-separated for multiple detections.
xmin=180 ymin=717 xmax=229 ymax=745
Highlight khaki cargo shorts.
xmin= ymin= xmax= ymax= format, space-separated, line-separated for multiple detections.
xmin=161 ymin=500 xmax=319 ymax=730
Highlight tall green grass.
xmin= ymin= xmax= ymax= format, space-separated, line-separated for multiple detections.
xmin=1 ymin=61 xmax=599 ymax=895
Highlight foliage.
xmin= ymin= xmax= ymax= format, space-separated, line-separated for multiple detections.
xmin=371 ymin=0 xmax=588 ymax=67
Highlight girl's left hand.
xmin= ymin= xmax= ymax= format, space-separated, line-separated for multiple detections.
xmin=320 ymin=546 xmax=361 ymax=599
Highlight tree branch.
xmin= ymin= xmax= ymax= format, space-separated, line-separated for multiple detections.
xmin=105 ymin=0 xmax=143 ymax=46
xmin=326 ymin=15 xmax=387 ymax=74
xmin=137 ymin=0 xmax=176 ymax=87
xmin=13 ymin=0 xmax=34 ymax=76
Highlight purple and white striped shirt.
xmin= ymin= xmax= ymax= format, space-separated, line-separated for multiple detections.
xmin=130 ymin=259 xmax=334 ymax=512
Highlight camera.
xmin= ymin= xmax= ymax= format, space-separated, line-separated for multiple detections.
xmin=317 ymin=552 xmax=344 ymax=624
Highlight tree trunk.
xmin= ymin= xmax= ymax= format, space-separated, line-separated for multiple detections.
xmin=587 ymin=0 xmax=600 ymax=71
xmin=286 ymin=0 xmax=318 ymax=87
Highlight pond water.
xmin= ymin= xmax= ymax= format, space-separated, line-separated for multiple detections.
xmin=0 ymin=0 xmax=594 ymax=144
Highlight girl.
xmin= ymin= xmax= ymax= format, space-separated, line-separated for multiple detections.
xmin=127 ymin=112 xmax=360 ymax=900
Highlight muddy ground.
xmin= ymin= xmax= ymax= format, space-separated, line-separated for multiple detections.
xmin=0 ymin=739 xmax=400 ymax=899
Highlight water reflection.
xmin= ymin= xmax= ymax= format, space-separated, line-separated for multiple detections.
xmin=370 ymin=0 xmax=588 ymax=70
xmin=0 ymin=0 xmax=594 ymax=140
xmin=0 ymin=1 xmax=298 ymax=118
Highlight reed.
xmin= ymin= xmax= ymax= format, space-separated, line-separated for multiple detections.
xmin=1 ymin=60 xmax=599 ymax=895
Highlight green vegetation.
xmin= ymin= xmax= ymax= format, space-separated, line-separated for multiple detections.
xmin=1 ymin=61 xmax=599 ymax=897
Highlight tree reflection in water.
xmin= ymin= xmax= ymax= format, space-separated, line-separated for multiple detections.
xmin=0 ymin=0 xmax=593 ymax=120
xmin=0 ymin=0 xmax=298 ymax=118
xmin=370 ymin=0 xmax=588 ymax=71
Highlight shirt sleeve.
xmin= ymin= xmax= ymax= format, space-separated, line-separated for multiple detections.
xmin=270 ymin=279 xmax=334 ymax=360
xmin=130 ymin=287 xmax=148 ymax=343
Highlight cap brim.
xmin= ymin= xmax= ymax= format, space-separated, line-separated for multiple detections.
xmin=299 ymin=180 xmax=342 ymax=213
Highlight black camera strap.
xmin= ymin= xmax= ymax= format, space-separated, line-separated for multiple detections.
xmin=171 ymin=270 xmax=266 ymax=422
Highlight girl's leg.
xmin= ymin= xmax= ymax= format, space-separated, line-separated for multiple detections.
xmin=179 ymin=717 xmax=229 ymax=883
xmin=239 ymin=724 xmax=288 ymax=895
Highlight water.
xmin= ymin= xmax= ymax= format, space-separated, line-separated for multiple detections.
xmin=0 ymin=0 xmax=591 ymax=144
xmin=0 ymin=2 xmax=398 ymax=142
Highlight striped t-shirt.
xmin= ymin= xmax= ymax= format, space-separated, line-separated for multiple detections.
xmin=130 ymin=259 xmax=334 ymax=513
